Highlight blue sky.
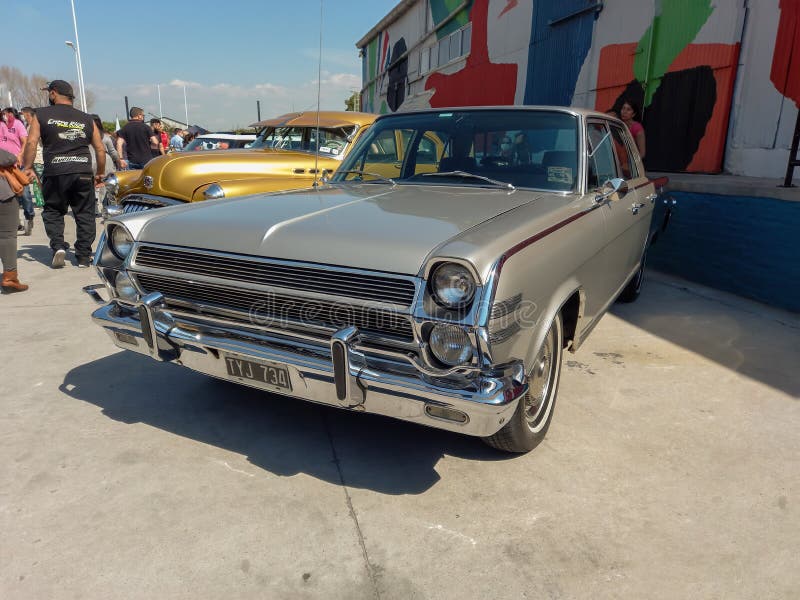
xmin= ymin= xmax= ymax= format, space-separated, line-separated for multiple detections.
xmin=7 ymin=0 xmax=399 ymax=129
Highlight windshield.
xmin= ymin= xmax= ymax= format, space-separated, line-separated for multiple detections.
xmin=331 ymin=110 xmax=579 ymax=191
xmin=250 ymin=125 xmax=354 ymax=159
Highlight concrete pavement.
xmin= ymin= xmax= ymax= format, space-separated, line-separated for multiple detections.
xmin=1 ymin=213 xmax=799 ymax=599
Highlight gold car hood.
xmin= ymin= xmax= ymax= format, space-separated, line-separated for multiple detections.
xmin=136 ymin=184 xmax=542 ymax=276
xmin=132 ymin=148 xmax=341 ymax=201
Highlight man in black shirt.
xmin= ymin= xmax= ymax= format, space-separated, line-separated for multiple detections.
xmin=117 ymin=107 xmax=158 ymax=169
xmin=21 ymin=80 xmax=105 ymax=268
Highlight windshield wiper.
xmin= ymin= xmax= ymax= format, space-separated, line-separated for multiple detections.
xmin=422 ymin=171 xmax=515 ymax=191
xmin=333 ymin=170 xmax=396 ymax=185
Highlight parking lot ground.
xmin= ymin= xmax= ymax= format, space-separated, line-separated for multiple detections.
xmin=2 ymin=215 xmax=799 ymax=599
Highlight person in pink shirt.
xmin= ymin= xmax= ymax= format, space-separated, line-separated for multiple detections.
xmin=1 ymin=107 xmax=28 ymax=160
xmin=619 ymin=99 xmax=646 ymax=159
xmin=1 ymin=108 xmax=34 ymax=234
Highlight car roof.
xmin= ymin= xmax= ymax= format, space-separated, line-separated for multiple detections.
xmin=195 ymin=133 xmax=256 ymax=140
xmin=249 ymin=111 xmax=377 ymax=129
xmin=385 ymin=105 xmax=611 ymax=120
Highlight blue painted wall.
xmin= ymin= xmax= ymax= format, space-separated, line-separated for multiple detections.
xmin=649 ymin=192 xmax=800 ymax=313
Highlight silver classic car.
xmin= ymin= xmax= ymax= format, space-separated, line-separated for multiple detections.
xmin=85 ymin=107 xmax=660 ymax=453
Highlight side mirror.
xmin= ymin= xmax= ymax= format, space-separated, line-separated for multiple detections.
xmin=595 ymin=177 xmax=628 ymax=203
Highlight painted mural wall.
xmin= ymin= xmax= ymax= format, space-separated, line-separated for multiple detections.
xmin=359 ymin=0 xmax=800 ymax=178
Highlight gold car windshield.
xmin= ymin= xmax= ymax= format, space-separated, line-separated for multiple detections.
xmin=251 ymin=125 xmax=353 ymax=159
xmin=332 ymin=110 xmax=579 ymax=192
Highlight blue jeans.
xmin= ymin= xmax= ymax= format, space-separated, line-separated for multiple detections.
xmin=126 ymin=162 xmax=144 ymax=170
xmin=18 ymin=187 xmax=34 ymax=220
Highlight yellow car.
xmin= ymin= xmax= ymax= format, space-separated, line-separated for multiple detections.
xmin=105 ymin=111 xmax=378 ymax=214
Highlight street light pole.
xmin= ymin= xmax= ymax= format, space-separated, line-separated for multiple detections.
xmin=69 ymin=0 xmax=87 ymax=111
xmin=65 ymin=42 xmax=83 ymax=109
xmin=183 ymin=85 xmax=189 ymax=127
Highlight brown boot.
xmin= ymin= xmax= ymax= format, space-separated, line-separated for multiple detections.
xmin=1 ymin=270 xmax=29 ymax=293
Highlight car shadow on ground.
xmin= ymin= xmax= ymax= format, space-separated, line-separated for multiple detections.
xmin=61 ymin=351 xmax=512 ymax=495
xmin=611 ymin=272 xmax=800 ymax=398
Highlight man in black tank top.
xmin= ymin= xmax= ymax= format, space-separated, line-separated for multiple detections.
xmin=21 ymin=80 xmax=106 ymax=268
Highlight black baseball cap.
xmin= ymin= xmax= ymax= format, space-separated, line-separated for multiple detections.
xmin=41 ymin=80 xmax=75 ymax=98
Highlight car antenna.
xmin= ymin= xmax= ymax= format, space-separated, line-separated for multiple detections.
xmin=313 ymin=0 xmax=323 ymax=189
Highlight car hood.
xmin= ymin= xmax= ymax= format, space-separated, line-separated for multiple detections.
xmin=136 ymin=184 xmax=542 ymax=275
xmin=126 ymin=148 xmax=342 ymax=201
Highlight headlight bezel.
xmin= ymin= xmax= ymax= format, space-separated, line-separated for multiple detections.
xmin=104 ymin=173 xmax=119 ymax=197
xmin=429 ymin=262 xmax=477 ymax=309
xmin=108 ymin=224 xmax=135 ymax=260
xmin=203 ymin=183 xmax=225 ymax=200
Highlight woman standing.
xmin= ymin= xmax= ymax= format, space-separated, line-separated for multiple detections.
xmin=0 ymin=148 xmax=28 ymax=292
xmin=620 ymin=99 xmax=646 ymax=159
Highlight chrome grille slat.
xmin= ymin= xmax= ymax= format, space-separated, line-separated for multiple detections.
xmin=135 ymin=253 xmax=407 ymax=295
xmin=134 ymin=245 xmax=417 ymax=305
xmin=122 ymin=203 xmax=156 ymax=214
xmin=135 ymin=273 xmax=414 ymax=340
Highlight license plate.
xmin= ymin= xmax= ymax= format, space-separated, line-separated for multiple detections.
xmin=224 ymin=356 xmax=292 ymax=392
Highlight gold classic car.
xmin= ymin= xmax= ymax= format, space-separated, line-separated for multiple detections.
xmin=105 ymin=111 xmax=377 ymax=214
xmin=86 ymin=106 xmax=670 ymax=453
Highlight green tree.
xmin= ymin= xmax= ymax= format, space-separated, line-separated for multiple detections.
xmin=344 ymin=91 xmax=361 ymax=112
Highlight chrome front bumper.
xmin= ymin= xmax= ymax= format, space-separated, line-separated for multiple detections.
xmin=85 ymin=288 xmax=526 ymax=437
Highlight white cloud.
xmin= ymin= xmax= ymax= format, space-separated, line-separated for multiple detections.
xmin=168 ymin=79 xmax=202 ymax=88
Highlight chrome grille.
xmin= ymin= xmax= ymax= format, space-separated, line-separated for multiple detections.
xmin=123 ymin=202 xmax=158 ymax=214
xmin=135 ymin=273 xmax=415 ymax=341
xmin=134 ymin=245 xmax=417 ymax=306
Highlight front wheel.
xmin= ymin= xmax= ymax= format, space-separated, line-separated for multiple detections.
xmin=483 ymin=312 xmax=564 ymax=453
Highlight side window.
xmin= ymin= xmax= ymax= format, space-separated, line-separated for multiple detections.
xmin=587 ymin=122 xmax=618 ymax=190
xmin=610 ymin=124 xmax=638 ymax=179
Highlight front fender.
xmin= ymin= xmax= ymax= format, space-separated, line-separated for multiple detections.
xmin=114 ymin=169 xmax=143 ymax=197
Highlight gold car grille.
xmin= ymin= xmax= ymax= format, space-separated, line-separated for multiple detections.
xmin=134 ymin=245 xmax=418 ymax=306
xmin=134 ymin=273 xmax=416 ymax=342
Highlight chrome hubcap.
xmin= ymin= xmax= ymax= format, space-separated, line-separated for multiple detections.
xmin=524 ymin=326 xmax=556 ymax=431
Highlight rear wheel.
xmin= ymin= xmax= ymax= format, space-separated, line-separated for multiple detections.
xmin=618 ymin=246 xmax=648 ymax=303
xmin=483 ymin=312 xmax=564 ymax=453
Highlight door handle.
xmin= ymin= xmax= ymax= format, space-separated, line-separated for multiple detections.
xmin=646 ymin=193 xmax=658 ymax=203
xmin=631 ymin=202 xmax=645 ymax=215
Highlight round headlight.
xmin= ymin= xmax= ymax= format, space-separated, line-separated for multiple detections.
xmin=109 ymin=225 xmax=134 ymax=259
xmin=431 ymin=263 xmax=476 ymax=308
xmin=429 ymin=323 xmax=474 ymax=366
xmin=104 ymin=173 xmax=119 ymax=197
xmin=114 ymin=271 xmax=139 ymax=301
xmin=203 ymin=183 xmax=225 ymax=200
